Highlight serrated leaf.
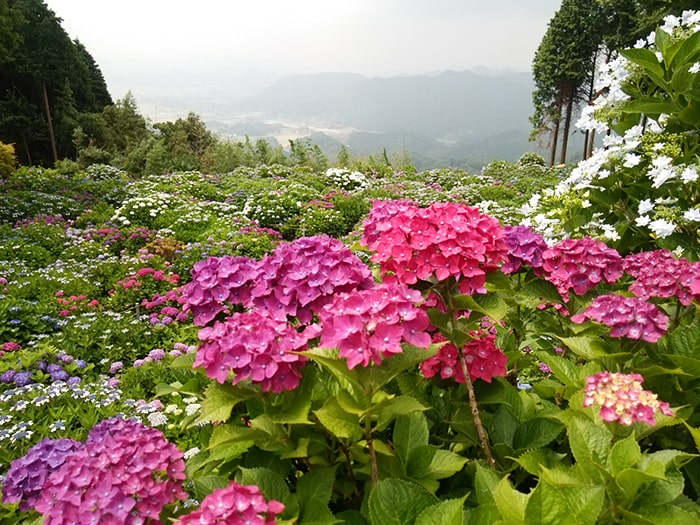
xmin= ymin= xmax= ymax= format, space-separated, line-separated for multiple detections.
xmin=610 ymin=433 xmax=642 ymax=477
xmin=634 ymin=468 xmax=685 ymax=507
xmin=667 ymin=317 xmax=700 ymax=357
xmin=409 ymin=446 xmax=468 ymax=481
xmin=534 ymin=351 xmax=582 ymax=389
xmin=567 ymin=417 xmax=612 ymax=482
xmin=238 ymin=467 xmax=299 ymax=518
xmin=415 ymin=497 xmax=466 ymax=525
xmin=314 ymin=397 xmax=363 ymax=441
xmin=356 ymin=344 xmax=437 ymax=396
xmin=368 ymin=478 xmax=436 ymax=525
xmin=297 ymin=468 xmax=339 ymax=524
xmin=525 ymin=478 xmax=604 ymax=525
xmin=300 ymin=347 xmax=366 ymax=403
xmin=190 ymin=475 xmax=230 ymax=501
xmin=555 ymin=335 xmax=611 ymax=360
xmin=493 ymin=476 xmax=528 ymax=525
xmin=453 ymin=292 xmax=509 ymax=322
xmin=474 ymin=463 xmax=501 ymax=506
xmin=394 ymin=412 xmax=429 ymax=470
xmin=374 ymin=395 xmax=429 ymax=431
xmin=512 ymin=418 xmax=564 ymax=452
xmin=514 ymin=449 xmax=568 ymax=477
xmin=266 ymin=365 xmax=315 ymax=425
xmin=198 ymin=381 xmax=252 ymax=424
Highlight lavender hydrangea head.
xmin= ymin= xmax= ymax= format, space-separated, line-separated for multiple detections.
xmin=2 ymin=437 xmax=82 ymax=511
xmin=501 ymin=225 xmax=549 ymax=274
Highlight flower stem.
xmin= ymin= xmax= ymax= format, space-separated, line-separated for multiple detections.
xmin=458 ymin=348 xmax=496 ymax=467
xmin=366 ymin=420 xmax=379 ymax=485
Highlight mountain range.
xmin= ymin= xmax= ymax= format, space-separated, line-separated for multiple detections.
xmin=131 ymin=68 xmax=555 ymax=171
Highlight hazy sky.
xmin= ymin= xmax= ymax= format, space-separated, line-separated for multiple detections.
xmin=44 ymin=0 xmax=562 ymax=98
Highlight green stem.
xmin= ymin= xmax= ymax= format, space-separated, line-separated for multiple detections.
xmin=458 ymin=349 xmax=496 ymax=468
xmin=365 ymin=419 xmax=379 ymax=485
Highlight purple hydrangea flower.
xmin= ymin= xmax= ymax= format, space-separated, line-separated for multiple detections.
xmin=2 ymin=437 xmax=82 ymax=511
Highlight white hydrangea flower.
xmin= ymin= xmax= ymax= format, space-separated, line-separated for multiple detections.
xmin=601 ymin=224 xmax=621 ymax=241
xmin=635 ymin=215 xmax=651 ymax=227
xmin=147 ymin=412 xmax=168 ymax=427
xmin=623 ymin=153 xmax=642 ymax=167
xmin=638 ymin=199 xmax=655 ymax=215
xmin=684 ymin=209 xmax=700 ymax=222
xmin=184 ymin=447 xmax=201 ymax=460
xmin=681 ymin=167 xmax=698 ymax=183
xmin=690 ymin=62 xmax=700 ymax=74
xmin=649 ymin=218 xmax=676 ymax=238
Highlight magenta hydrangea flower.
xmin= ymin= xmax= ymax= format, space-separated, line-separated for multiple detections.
xmin=34 ymin=418 xmax=187 ymax=525
xmin=2 ymin=341 xmax=21 ymax=352
xmin=180 ymin=255 xmax=261 ymax=326
xmin=249 ymin=235 xmax=374 ymax=324
xmin=362 ymin=201 xmax=508 ymax=294
xmin=318 ymin=281 xmax=431 ymax=369
xmin=195 ymin=313 xmax=319 ymax=392
xmin=501 ymin=225 xmax=549 ymax=274
xmin=541 ymin=237 xmax=623 ymax=301
xmin=361 ymin=199 xmax=419 ymax=249
xmin=624 ymin=249 xmax=700 ymax=306
xmin=175 ymin=481 xmax=284 ymax=525
xmin=571 ymin=294 xmax=669 ymax=343
xmin=420 ymin=331 xmax=507 ymax=383
xmin=2 ymin=438 xmax=82 ymax=512
xmin=583 ymin=371 xmax=674 ymax=426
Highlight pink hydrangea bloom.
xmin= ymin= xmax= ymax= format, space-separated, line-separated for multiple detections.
xmin=362 ymin=201 xmax=508 ymax=294
xmin=175 ymin=481 xmax=284 ymax=525
xmin=34 ymin=418 xmax=187 ymax=525
xmin=420 ymin=330 xmax=507 ymax=383
xmin=571 ymin=294 xmax=669 ymax=343
xmin=1 ymin=341 xmax=21 ymax=352
xmin=583 ymin=371 xmax=674 ymax=426
xmin=624 ymin=249 xmax=700 ymax=306
xmin=319 ymin=281 xmax=431 ymax=369
xmin=541 ymin=237 xmax=623 ymax=301
xmin=195 ymin=312 xmax=318 ymax=392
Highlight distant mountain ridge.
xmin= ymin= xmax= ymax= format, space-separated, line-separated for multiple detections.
xmin=141 ymin=68 xmax=546 ymax=171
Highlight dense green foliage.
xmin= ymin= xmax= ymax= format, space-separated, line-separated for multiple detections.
xmin=0 ymin=0 xmax=112 ymax=166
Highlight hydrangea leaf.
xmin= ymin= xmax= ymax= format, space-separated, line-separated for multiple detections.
xmin=368 ymin=478 xmax=436 ymax=525
xmin=415 ymin=496 xmax=466 ymax=525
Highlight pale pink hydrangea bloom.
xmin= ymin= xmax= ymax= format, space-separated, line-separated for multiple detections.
xmin=583 ymin=371 xmax=674 ymax=426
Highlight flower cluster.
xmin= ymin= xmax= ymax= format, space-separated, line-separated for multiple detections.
xmin=420 ymin=330 xmax=507 ymax=383
xmin=2 ymin=437 xmax=81 ymax=511
xmin=181 ymin=255 xmax=261 ymax=326
xmin=319 ymin=281 xmax=431 ymax=369
xmin=624 ymin=249 xmax=700 ymax=306
xmin=249 ymin=235 xmax=374 ymax=323
xmin=175 ymin=481 xmax=284 ymax=525
xmin=541 ymin=237 xmax=623 ymax=300
xmin=583 ymin=372 xmax=674 ymax=426
xmin=571 ymin=294 xmax=669 ymax=343
xmin=34 ymin=417 xmax=187 ymax=524
xmin=196 ymin=313 xmax=318 ymax=392
xmin=362 ymin=201 xmax=508 ymax=294
xmin=501 ymin=225 xmax=549 ymax=274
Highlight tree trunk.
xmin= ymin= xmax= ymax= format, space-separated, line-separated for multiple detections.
xmin=586 ymin=129 xmax=595 ymax=158
xmin=559 ymin=95 xmax=574 ymax=164
xmin=550 ymin=97 xmax=562 ymax=167
xmin=42 ymin=81 xmax=58 ymax=164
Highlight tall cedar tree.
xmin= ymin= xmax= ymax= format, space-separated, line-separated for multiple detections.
xmin=0 ymin=0 xmax=112 ymax=165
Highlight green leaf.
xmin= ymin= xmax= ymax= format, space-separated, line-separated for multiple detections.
xmin=555 ymin=335 xmax=614 ymax=360
xmin=567 ymin=417 xmax=612 ymax=482
xmin=610 ymin=433 xmax=642 ymax=477
xmin=314 ymin=397 xmax=363 ymax=441
xmin=368 ymin=479 xmax=436 ymax=525
xmin=525 ymin=476 xmax=605 ymax=525
xmin=514 ymin=449 xmax=568 ymax=477
xmin=335 ymin=510 xmax=368 ymax=525
xmin=490 ymin=405 xmax=519 ymax=448
xmin=667 ymin=317 xmax=700 ymax=357
xmin=534 ymin=351 xmax=582 ymax=389
xmin=408 ymin=446 xmax=468 ymax=481
xmin=190 ymin=475 xmax=230 ymax=501
xmin=301 ymin=347 xmax=366 ymax=403
xmin=622 ymin=98 xmax=678 ymax=116
xmin=619 ymin=48 xmax=666 ymax=86
xmin=266 ymin=365 xmax=315 ymax=425
xmin=297 ymin=468 xmax=340 ymax=524
xmin=669 ymin=27 xmax=700 ymax=71
xmin=634 ymin=468 xmax=685 ymax=507
xmin=615 ymin=467 xmax=666 ymax=501
xmin=453 ymin=292 xmax=509 ymax=322
xmin=520 ymin=278 xmax=564 ymax=305
xmin=512 ymin=418 xmax=564 ymax=452
xmin=682 ymin=422 xmax=700 ymax=453
xmin=415 ymin=497 xmax=466 ymax=525
xmin=238 ymin=467 xmax=299 ymax=518
xmin=474 ymin=463 xmax=501 ymax=506
xmin=393 ymin=412 xmax=429 ymax=470
xmin=356 ymin=344 xmax=437 ymax=396
xmin=374 ymin=395 xmax=429 ymax=432
xmin=198 ymin=381 xmax=252 ymax=424
xmin=494 ymin=476 xmax=528 ymax=525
